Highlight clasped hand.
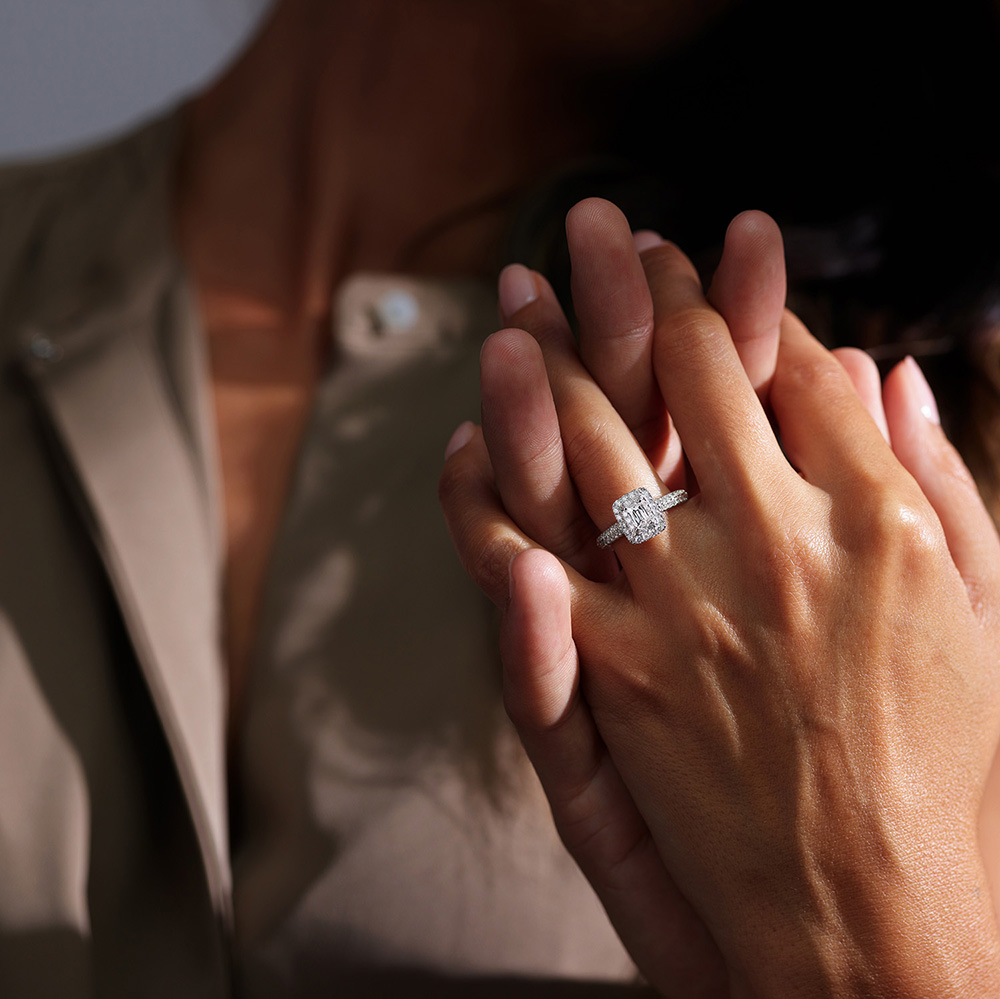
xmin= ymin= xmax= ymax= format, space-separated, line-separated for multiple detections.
xmin=440 ymin=200 xmax=1000 ymax=997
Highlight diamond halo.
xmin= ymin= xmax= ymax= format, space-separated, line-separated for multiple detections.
xmin=596 ymin=487 xmax=689 ymax=549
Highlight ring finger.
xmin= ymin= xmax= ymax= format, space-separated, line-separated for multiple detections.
xmin=480 ymin=323 xmax=616 ymax=578
xmin=494 ymin=266 xmax=686 ymax=577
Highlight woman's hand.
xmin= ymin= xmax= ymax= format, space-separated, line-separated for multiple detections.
xmin=440 ymin=209 xmax=1000 ymax=996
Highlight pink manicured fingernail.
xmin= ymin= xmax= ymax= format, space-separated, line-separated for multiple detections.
xmin=444 ymin=421 xmax=476 ymax=459
xmin=904 ymin=356 xmax=940 ymax=425
xmin=498 ymin=264 xmax=538 ymax=319
xmin=633 ymin=229 xmax=664 ymax=253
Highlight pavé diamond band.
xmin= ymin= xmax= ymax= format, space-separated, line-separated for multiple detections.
xmin=596 ymin=487 xmax=689 ymax=548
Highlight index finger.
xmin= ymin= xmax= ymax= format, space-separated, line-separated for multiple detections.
xmin=642 ymin=243 xmax=787 ymax=498
xmin=705 ymin=210 xmax=786 ymax=399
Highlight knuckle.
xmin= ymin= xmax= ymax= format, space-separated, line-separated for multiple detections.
xmin=465 ymin=527 xmax=523 ymax=605
xmin=761 ymin=521 xmax=830 ymax=581
xmin=872 ymin=497 xmax=937 ymax=551
xmin=561 ymin=417 xmax=619 ymax=479
xmin=780 ymin=352 xmax=846 ymax=402
xmin=610 ymin=316 xmax=655 ymax=347
xmin=608 ymin=652 xmax=667 ymax=718
xmin=846 ymin=478 xmax=943 ymax=561
xmin=931 ymin=434 xmax=981 ymax=498
xmin=747 ymin=520 xmax=838 ymax=629
xmin=518 ymin=424 xmax=565 ymax=477
xmin=663 ymin=307 xmax=726 ymax=350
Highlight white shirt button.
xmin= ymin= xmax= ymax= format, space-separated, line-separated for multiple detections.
xmin=27 ymin=336 xmax=62 ymax=362
xmin=373 ymin=290 xmax=420 ymax=334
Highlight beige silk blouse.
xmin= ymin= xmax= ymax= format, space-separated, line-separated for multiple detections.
xmin=0 ymin=116 xmax=648 ymax=997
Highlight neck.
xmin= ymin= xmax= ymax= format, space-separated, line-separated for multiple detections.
xmin=174 ymin=0 xmax=594 ymax=340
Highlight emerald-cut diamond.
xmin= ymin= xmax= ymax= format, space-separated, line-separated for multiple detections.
xmin=612 ymin=487 xmax=667 ymax=544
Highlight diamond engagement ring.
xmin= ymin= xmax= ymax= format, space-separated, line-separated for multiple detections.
xmin=596 ymin=487 xmax=689 ymax=548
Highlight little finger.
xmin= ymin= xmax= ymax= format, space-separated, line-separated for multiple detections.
xmin=882 ymin=357 xmax=1000 ymax=624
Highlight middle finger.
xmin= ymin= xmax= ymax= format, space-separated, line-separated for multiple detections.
xmin=643 ymin=242 xmax=788 ymax=501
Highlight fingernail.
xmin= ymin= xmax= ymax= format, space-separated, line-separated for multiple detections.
xmin=444 ymin=420 xmax=476 ymax=459
xmin=633 ymin=229 xmax=664 ymax=253
xmin=498 ymin=263 xmax=538 ymax=320
xmin=904 ymin=356 xmax=940 ymax=425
